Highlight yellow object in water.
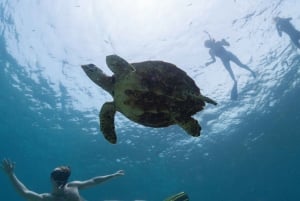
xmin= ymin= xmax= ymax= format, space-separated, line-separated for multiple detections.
xmin=163 ymin=192 xmax=189 ymax=201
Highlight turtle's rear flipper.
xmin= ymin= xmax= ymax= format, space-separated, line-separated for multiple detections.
xmin=100 ymin=102 xmax=117 ymax=144
xmin=177 ymin=117 xmax=201 ymax=137
xmin=164 ymin=192 xmax=189 ymax=201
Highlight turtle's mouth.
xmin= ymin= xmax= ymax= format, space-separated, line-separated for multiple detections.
xmin=81 ymin=64 xmax=96 ymax=73
xmin=81 ymin=64 xmax=104 ymax=79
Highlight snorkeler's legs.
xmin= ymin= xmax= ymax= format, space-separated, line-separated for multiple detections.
xmin=221 ymin=59 xmax=237 ymax=82
xmin=290 ymin=33 xmax=300 ymax=49
xmin=229 ymin=53 xmax=256 ymax=78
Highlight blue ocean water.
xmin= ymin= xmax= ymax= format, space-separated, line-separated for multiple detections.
xmin=1 ymin=0 xmax=300 ymax=200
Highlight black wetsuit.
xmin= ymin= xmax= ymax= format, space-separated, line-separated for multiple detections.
xmin=205 ymin=39 xmax=255 ymax=100
xmin=209 ymin=41 xmax=239 ymax=63
xmin=208 ymin=40 xmax=252 ymax=82
xmin=276 ymin=17 xmax=300 ymax=48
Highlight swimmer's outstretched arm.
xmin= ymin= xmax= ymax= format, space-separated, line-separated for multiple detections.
xmin=68 ymin=170 xmax=125 ymax=190
xmin=1 ymin=158 xmax=46 ymax=201
xmin=276 ymin=23 xmax=283 ymax=37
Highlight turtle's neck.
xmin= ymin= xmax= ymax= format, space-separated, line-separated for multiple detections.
xmin=92 ymin=73 xmax=115 ymax=96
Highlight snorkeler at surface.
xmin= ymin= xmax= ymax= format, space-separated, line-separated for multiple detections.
xmin=1 ymin=158 xmax=124 ymax=201
xmin=204 ymin=37 xmax=256 ymax=100
xmin=274 ymin=16 xmax=300 ymax=49
xmin=204 ymin=38 xmax=256 ymax=83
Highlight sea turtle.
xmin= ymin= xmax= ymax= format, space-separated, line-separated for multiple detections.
xmin=82 ymin=55 xmax=217 ymax=144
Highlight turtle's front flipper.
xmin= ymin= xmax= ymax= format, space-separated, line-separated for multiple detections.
xmin=100 ymin=102 xmax=117 ymax=144
xmin=176 ymin=117 xmax=201 ymax=137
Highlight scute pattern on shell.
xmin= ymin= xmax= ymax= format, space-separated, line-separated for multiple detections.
xmin=114 ymin=61 xmax=205 ymax=127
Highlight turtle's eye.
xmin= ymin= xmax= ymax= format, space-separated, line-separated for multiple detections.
xmin=87 ymin=64 xmax=96 ymax=70
xmin=82 ymin=64 xmax=97 ymax=73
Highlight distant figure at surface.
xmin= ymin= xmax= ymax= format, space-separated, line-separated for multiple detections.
xmin=274 ymin=16 xmax=300 ymax=49
xmin=1 ymin=158 xmax=125 ymax=201
xmin=204 ymin=38 xmax=256 ymax=100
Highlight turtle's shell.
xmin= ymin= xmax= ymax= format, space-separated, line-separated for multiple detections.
xmin=113 ymin=61 xmax=205 ymax=127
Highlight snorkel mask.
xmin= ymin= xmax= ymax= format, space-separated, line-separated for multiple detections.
xmin=50 ymin=166 xmax=71 ymax=189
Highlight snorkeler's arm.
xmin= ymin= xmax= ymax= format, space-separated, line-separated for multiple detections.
xmin=276 ymin=23 xmax=282 ymax=37
xmin=68 ymin=170 xmax=125 ymax=190
xmin=1 ymin=159 xmax=46 ymax=201
xmin=205 ymin=50 xmax=216 ymax=66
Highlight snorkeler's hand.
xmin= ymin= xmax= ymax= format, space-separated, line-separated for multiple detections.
xmin=1 ymin=158 xmax=15 ymax=175
xmin=115 ymin=170 xmax=125 ymax=176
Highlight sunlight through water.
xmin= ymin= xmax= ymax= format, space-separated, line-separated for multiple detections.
xmin=1 ymin=0 xmax=299 ymax=146
xmin=1 ymin=0 xmax=300 ymax=200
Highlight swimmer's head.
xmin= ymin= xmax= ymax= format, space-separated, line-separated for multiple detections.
xmin=273 ymin=16 xmax=280 ymax=22
xmin=204 ymin=39 xmax=214 ymax=48
xmin=50 ymin=166 xmax=71 ymax=188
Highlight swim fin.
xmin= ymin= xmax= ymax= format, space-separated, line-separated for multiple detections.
xmin=163 ymin=192 xmax=189 ymax=201
xmin=230 ymin=82 xmax=238 ymax=100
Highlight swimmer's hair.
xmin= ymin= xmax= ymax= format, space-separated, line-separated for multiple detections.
xmin=204 ymin=39 xmax=214 ymax=48
xmin=273 ymin=16 xmax=280 ymax=22
xmin=50 ymin=166 xmax=71 ymax=182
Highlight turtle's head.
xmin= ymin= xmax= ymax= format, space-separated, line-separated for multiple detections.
xmin=81 ymin=64 xmax=114 ymax=94
xmin=81 ymin=64 xmax=105 ymax=81
xmin=106 ymin=55 xmax=136 ymax=75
